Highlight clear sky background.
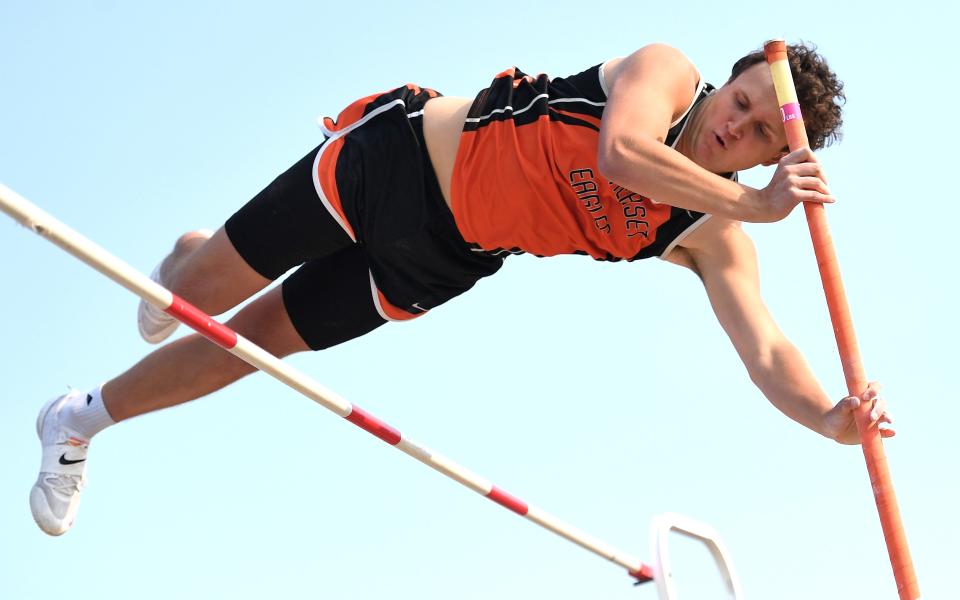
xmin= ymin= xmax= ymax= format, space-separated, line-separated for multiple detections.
xmin=1 ymin=2 xmax=956 ymax=599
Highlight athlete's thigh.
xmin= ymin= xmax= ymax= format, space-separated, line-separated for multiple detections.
xmin=224 ymin=144 xmax=354 ymax=281
xmin=224 ymin=284 xmax=311 ymax=358
xmin=281 ymin=244 xmax=387 ymax=351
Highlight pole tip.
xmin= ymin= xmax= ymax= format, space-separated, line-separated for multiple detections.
xmin=763 ymin=39 xmax=788 ymax=62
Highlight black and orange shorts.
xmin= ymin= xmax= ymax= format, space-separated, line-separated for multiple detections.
xmin=225 ymin=85 xmax=504 ymax=350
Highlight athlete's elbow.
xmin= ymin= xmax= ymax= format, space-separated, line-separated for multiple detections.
xmin=597 ymin=136 xmax=653 ymax=187
xmin=747 ymin=362 xmax=774 ymax=392
xmin=596 ymin=136 xmax=620 ymax=178
xmin=744 ymin=337 xmax=794 ymax=390
xmin=739 ymin=343 xmax=777 ymax=389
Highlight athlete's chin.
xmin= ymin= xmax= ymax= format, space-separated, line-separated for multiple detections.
xmin=696 ymin=157 xmax=736 ymax=175
xmin=693 ymin=143 xmax=739 ymax=175
xmin=707 ymin=155 xmax=754 ymax=175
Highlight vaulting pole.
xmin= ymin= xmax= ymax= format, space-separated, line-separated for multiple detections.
xmin=764 ymin=39 xmax=919 ymax=599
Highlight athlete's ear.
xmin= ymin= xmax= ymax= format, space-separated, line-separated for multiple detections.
xmin=761 ymin=149 xmax=788 ymax=167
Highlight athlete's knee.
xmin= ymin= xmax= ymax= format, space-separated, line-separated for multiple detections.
xmin=174 ymin=230 xmax=210 ymax=255
xmin=164 ymin=231 xmax=215 ymax=295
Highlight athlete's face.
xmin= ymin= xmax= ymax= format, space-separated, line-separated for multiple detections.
xmin=686 ymin=63 xmax=788 ymax=173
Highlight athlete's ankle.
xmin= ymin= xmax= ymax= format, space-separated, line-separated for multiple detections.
xmin=61 ymin=385 xmax=115 ymax=440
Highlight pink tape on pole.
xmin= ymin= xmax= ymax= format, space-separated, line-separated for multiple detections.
xmin=164 ymin=295 xmax=238 ymax=349
xmin=345 ymin=405 xmax=402 ymax=445
xmin=780 ymin=102 xmax=802 ymax=123
xmin=487 ymin=486 xmax=529 ymax=515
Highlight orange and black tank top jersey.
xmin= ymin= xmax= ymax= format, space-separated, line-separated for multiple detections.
xmin=451 ymin=63 xmax=737 ymax=262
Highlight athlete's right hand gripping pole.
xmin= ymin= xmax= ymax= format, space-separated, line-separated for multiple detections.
xmin=763 ymin=39 xmax=919 ymax=599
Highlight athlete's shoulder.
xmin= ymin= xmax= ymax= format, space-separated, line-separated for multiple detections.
xmin=599 ymin=44 xmax=702 ymax=136
xmin=603 ymin=43 xmax=698 ymax=93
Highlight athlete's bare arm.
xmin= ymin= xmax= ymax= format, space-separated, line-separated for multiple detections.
xmin=599 ymin=44 xmax=830 ymax=224
xmin=665 ymin=220 xmax=893 ymax=444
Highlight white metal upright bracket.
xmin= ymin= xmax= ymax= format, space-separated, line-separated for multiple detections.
xmin=650 ymin=512 xmax=744 ymax=599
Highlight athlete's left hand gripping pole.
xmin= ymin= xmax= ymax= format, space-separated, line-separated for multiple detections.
xmin=0 ymin=182 xmax=661 ymax=587
xmin=764 ymin=40 xmax=920 ymax=600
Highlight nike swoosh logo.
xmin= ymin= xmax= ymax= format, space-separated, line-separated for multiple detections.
xmin=59 ymin=454 xmax=86 ymax=465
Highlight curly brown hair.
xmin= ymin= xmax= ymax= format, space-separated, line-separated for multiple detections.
xmin=728 ymin=42 xmax=845 ymax=151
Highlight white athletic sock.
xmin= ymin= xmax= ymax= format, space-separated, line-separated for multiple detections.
xmin=62 ymin=385 xmax=116 ymax=439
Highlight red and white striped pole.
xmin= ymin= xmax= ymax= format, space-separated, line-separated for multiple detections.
xmin=764 ymin=39 xmax=920 ymax=599
xmin=0 ymin=182 xmax=656 ymax=586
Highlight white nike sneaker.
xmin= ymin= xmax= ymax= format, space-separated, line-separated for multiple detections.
xmin=30 ymin=390 xmax=90 ymax=536
xmin=137 ymin=228 xmax=213 ymax=344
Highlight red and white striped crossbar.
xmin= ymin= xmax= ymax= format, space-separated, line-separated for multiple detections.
xmin=0 ymin=182 xmax=655 ymax=585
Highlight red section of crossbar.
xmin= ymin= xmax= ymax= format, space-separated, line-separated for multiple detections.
xmin=164 ymin=294 xmax=238 ymax=348
xmin=629 ymin=564 xmax=654 ymax=583
xmin=487 ymin=486 xmax=529 ymax=516
xmin=345 ymin=405 xmax=403 ymax=445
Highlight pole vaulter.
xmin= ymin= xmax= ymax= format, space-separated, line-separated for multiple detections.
xmin=3 ymin=39 xmax=907 ymax=598
xmin=765 ymin=39 xmax=920 ymax=600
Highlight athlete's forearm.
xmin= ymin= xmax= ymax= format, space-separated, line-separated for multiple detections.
xmin=747 ymin=339 xmax=835 ymax=438
xmin=598 ymin=136 xmax=764 ymax=222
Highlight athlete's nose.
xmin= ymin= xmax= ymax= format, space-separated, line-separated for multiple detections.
xmin=727 ymin=117 xmax=745 ymax=141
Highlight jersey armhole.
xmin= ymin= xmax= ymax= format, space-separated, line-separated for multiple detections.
xmin=659 ymin=214 xmax=712 ymax=261
xmin=669 ymin=70 xmax=705 ymax=128
xmin=598 ymin=58 xmax=620 ymax=97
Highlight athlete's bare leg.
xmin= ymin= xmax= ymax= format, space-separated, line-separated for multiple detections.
xmin=103 ymin=285 xmax=309 ymax=421
xmin=161 ymin=227 xmax=272 ymax=316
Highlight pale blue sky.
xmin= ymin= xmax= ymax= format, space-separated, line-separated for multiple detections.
xmin=1 ymin=2 xmax=956 ymax=599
